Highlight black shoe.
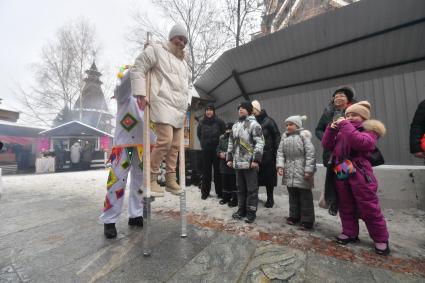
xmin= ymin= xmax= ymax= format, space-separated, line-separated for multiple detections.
xmin=228 ymin=199 xmax=238 ymax=207
xmin=375 ymin=242 xmax=390 ymax=256
xmin=244 ymin=211 xmax=256 ymax=223
xmin=328 ymin=204 xmax=338 ymax=216
xmin=104 ymin=223 xmax=117 ymax=239
xmin=299 ymin=222 xmax=313 ymax=230
xmin=336 ymin=235 xmax=360 ymax=245
xmin=219 ymin=199 xmax=229 ymax=205
xmin=128 ymin=216 xmax=143 ymax=227
xmin=232 ymin=209 xmax=246 ymax=220
xmin=264 ymin=198 xmax=274 ymax=208
xmin=201 ymin=194 xmax=209 ymax=200
xmin=286 ymin=217 xmax=300 ymax=225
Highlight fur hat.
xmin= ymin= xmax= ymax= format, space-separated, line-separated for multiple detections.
xmin=285 ymin=115 xmax=307 ymax=129
xmin=346 ymin=101 xmax=371 ymax=120
xmin=238 ymin=101 xmax=253 ymax=114
xmin=251 ymin=100 xmax=261 ymax=112
xmin=169 ymin=24 xmax=188 ymax=42
xmin=333 ymin=86 xmax=355 ymax=102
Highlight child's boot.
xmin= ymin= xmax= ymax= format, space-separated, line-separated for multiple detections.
xmin=232 ymin=208 xmax=246 ymax=220
xmin=244 ymin=210 xmax=256 ymax=223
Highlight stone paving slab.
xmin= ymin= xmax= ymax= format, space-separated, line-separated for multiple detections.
xmin=1 ymin=171 xmax=424 ymax=283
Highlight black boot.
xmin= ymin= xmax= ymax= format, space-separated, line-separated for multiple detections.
xmin=228 ymin=196 xmax=238 ymax=207
xmin=128 ymin=216 xmax=144 ymax=227
xmin=232 ymin=208 xmax=246 ymax=220
xmin=244 ymin=210 xmax=256 ymax=223
xmin=104 ymin=223 xmax=117 ymax=239
xmin=265 ymin=187 xmax=274 ymax=208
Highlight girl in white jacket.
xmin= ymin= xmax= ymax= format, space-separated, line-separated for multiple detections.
xmin=276 ymin=115 xmax=316 ymax=230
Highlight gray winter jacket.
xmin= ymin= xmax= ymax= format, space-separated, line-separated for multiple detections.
xmin=227 ymin=115 xmax=264 ymax=170
xmin=276 ymin=129 xmax=316 ymax=189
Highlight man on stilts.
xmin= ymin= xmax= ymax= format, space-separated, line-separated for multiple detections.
xmin=101 ymin=69 xmax=155 ymax=239
xmin=130 ymin=24 xmax=192 ymax=197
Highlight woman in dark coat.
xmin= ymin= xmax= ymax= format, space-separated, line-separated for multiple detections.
xmin=410 ymin=99 xmax=425 ymax=159
xmin=315 ymin=86 xmax=355 ymax=215
xmin=252 ymin=100 xmax=281 ymax=208
xmin=197 ymin=104 xmax=225 ymax=199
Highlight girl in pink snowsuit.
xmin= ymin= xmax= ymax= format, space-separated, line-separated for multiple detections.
xmin=322 ymin=101 xmax=390 ymax=255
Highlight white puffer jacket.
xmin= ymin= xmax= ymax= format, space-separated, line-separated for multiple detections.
xmin=130 ymin=42 xmax=192 ymax=129
xmin=276 ymin=129 xmax=316 ymax=189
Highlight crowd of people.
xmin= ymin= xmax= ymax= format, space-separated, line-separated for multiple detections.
xmin=100 ymin=24 xmax=425 ymax=257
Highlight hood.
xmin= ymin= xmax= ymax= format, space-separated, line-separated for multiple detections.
xmin=362 ymin=119 xmax=386 ymax=137
xmin=163 ymin=41 xmax=186 ymax=60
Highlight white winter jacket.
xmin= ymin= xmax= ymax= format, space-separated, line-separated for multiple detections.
xmin=130 ymin=42 xmax=192 ymax=129
xmin=276 ymin=129 xmax=316 ymax=189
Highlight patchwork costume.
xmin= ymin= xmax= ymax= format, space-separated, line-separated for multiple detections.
xmin=100 ymin=73 xmax=155 ymax=225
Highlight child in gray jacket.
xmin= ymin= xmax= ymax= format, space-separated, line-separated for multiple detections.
xmin=227 ymin=101 xmax=264 ymax=223
xmin=276 ymin=115 xmax=316 ymax=230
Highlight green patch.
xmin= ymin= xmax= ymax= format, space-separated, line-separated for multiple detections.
xmin=120 ymin=113 xmax=138 ymax=132
xmin=121 ymin=160 xmax=130 ymax=170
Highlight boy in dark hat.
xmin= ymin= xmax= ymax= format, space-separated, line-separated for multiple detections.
xmin=226 ymin=101 xmax=264 ymax=223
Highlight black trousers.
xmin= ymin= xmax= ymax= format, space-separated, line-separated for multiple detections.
xmin=287 ymin=187 xmax=315 ymax=224
xmin=222 ymin=173 xmax=237 ymax=201
xmin=201 ymin=149 xmax=222 ymax=197
xmin=236 ymin=169 xmax=259 ymax=212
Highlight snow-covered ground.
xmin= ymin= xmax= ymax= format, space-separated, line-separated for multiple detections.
xmin=2 ymin=169 xmax=425 ymax=259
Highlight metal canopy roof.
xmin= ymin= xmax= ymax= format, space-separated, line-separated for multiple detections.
xmin=194 ymin=0 xmax=425 ymax=108
xmin=39 ymin=120 xmax=113 ymax=137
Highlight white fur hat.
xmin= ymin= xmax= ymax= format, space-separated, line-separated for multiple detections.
xmin=285 ymin=115 xmax=307 ymax=129
xmin=251 ymin=100 xmax=261 ymax=112
xmin=169 ymin=24 xmax=188 ymax=41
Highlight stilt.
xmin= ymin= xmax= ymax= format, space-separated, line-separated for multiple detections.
xmin=179 ymin=131 xmax=187 ymax=238
xmin=142 ymin=32 xmax=152 ymax=257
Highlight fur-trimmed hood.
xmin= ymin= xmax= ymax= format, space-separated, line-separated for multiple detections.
xmin=362 ymin=119 xmax=386 ymax=137
xmin=284 ymin=129 xmax=312 ymax=139
xmin=164 ymin=41 xmax=186 ymax=60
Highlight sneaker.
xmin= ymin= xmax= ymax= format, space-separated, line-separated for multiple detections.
xmin=128 ymin=216 xmax=143 ymax=227
xmin=374 ymin=242 xmax=390 ymax=256
xmin=104 ymin=223 xmax=117 ymax=239
xmin=244 ymin=211 xmax=256 ymax=223
xmin=299 ymin=222 xmax=313 ymax=230
xmin=232 ymin=209 xmax=246 ymax=220
xmin=286 ymin=217 xmax=300 ymax=225
xmin=336 ymin=234 xmax=360 ymax=245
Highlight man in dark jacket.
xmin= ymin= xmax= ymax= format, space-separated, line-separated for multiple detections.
xmin=410 ymin=99 xmax=425 ymax=159
xmin=197 ymin=104 xmax=225 ymax=199
xmin=252 ymin=100 xmax=281 ymax=208
xmin=315 ymin=86 xmax=355 ymax=215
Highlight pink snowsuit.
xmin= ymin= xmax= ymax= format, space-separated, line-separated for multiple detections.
xmin=322 ymin=119 xmax=389 ymax=243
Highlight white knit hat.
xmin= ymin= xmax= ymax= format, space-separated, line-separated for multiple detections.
xmin=251 ymin=100 xmax=261 ymax=112
xmin=169 ymin=24 xmax=188 ymax=41
xmin=285 ymin=115 xmax=307 ymax=129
